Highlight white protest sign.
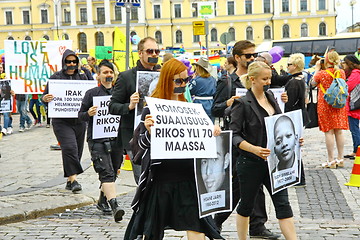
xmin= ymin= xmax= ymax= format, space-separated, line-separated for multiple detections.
xmin=92 ymin=96 xmax=120 ymax=139
xmin=5 ymin=40 xmax=72 ymax=94
xmin=48 ymin=80 xmax=97 ymax=118
xmin=235 ymin=88 xmax=247 ymax=97
xmin=145 ymin=97 xmax=216 ymax=159
xmin=269 ymin=87 xmax=285 ymax=113
xmin=200 ymin=191 xmax=226 ymax=212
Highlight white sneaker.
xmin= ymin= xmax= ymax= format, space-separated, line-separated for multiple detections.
xmin=25 ymin=122 xmax=33 ymax=130
xmin=1 ymin=128 xmax=7 ymax=136
xmin=6 ymin=127 xmax=13 ymax=135
xmin=19 ymin=127 xmax=25 ymax=132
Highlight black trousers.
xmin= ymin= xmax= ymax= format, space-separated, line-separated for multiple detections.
xmin=214 ymin=150 xmax=267 ymax=234
xmin=88 ymin=140 xmax=123 ymax=183
xmin=53 ymin=120 xmax=86 ymax=177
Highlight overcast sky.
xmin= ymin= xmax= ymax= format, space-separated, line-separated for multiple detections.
xmin=336 ymin=1 xmax=360 ymax=32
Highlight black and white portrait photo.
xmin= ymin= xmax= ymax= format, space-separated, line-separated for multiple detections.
xmin=265 ymin=110 xmax=302 ymax=194
xmin=194 ymin=131 xmax=232 ymax=218
xmin=0 ymin=79 xmax=12 ymax=113
xmin=134 ymin=71 xmax=160 ymax=129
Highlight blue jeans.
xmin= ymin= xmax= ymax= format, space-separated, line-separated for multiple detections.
xmin=16 ymin=99 xmax=32 ymax=128
xmin=3 ymin=112 xmax=12 ymax=128
xmin=348 ymin=116 xmax=360 ymax=154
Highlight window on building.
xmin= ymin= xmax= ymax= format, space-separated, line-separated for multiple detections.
xmin=23 ymin=10 xmax=30 ymax=25
xmin=246 ymin=27 xmax=253 ymax=41
xmin=264 ymin=26 xmax=271 ymax=39
xmin=62 ymin=33 xmax=69 ymax=40
xmin=78 ymin=33 xmax=87 ymax=52
xmin=193 ymin=35 xmax=200 ymax=43
xmin=41 ymin=9 xmax=48 ymax=23
xmin=301 ymin=23 xmax=308 ymax=37
xmin=41 ymin=9 xmax=49 ymax=23
xmin=131 ymin=7 xmax=138 ymax=20
xmin=155 ymin=31 xmax=162 ymax=44
xmin=227 ymin=1 xmax=235 ymax=15
xmin=5 ymin=11 xmax=12 ymax=25
xmin=174 ymin=4 xmax=181 ymax=18
xmin=319 ymin=22 xmax=326 ymax=36
xmin=25 ymin=36 xmax=31 ymax=40
xmin=283 ymin=24 xmax=290 ymax=38
xmin=7 ymin=36 xmax=14 ymax=40
xmin=176 ymin=30 xmax=182 ymax=43
xmin=229 ymin=27 xmax=235 ymax=41
xmin=80 ymin=8 xmax=87 ymax=22
xmin=300 ymin=0 xmax=307 ymax=11
xmin=97 ymin=7 xmax=105 ymax=24
xmin=154 ymin=5 xmax=161 ymax=19
xmin=319 ymin=0 xmax=325 ymax=10
xmin=43 ymin=35 xmax=50 ymax=40
xmin=282 ymin=0 xmax=289 ymax=12
xmin=211 ymin=28 xmax=217 ymax=42
xmin=245 ymin=0 xmax=252 ymax=14
xmin=96 ymin=32 xmax=104 ymax=46
xmin=115 ymin=6 xmax=122 ymax=21
xmin=264 ymin=0 xmax=271 ymax=13
xmin=214 ymin=2 xmax=217 ymax=16
xmin=64 ymin=9 xmax=70 ymax=23
xmin=192 ymin=3 xmax=198 ymax=17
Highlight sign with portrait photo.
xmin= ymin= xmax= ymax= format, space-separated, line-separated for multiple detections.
xmin=265 ymin=110 xmax=302 ymax=194
xmin=194 ymin=131 xmax=232 ymax=218
xmin=48 ymin=80 xmax=97 ymax=118
xmin=145 ymin=96 xmax=216 ymax=159
xmin=92 ymin=95 xmax=121 ymax=139
xmin=135 ymin=71 xmax=160 ymax=130
xmin=0 ymin=79 xmax=12 ymax=113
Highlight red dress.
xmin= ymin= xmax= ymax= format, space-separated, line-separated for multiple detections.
xmin=314 ymin=68 xmax=349 ymax=132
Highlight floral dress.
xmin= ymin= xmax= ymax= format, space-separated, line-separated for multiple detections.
xmin=314 ymin=68 xmax=349 ymax=132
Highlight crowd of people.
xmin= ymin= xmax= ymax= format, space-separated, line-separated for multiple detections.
xmin=1 ymin=35 xmax=359 ymax=240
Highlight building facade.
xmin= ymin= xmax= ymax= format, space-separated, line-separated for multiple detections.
xmin=0 ymin=0 xmax=337 ymax=54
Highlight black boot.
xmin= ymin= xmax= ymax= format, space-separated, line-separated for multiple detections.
xmin=108 ymin=198 xmax=125 ymax=222
xmin=96 ymin=191 xmax=112 ymax=214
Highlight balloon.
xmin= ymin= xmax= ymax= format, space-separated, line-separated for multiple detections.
xmin=131 ymin=35 xmax=141 ymax=45
xmin=269 ymin=46 xmax=284 ymax=64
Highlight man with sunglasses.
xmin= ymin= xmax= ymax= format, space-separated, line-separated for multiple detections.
xmin=42 ymin=49 xmax=91 ymax=193
xmin=109 ymin=37 xmax=161 ymax=184
xmin=212 ymin=40 xmax=281 ymax=239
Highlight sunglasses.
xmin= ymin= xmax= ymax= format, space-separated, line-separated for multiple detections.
xmin=287 ymin=63 xmax=293 ymax=66
xmin=173 ymin=76 xmax=191 ymax=85
xmin=241 ymin=53 xmax=258 ymax=59
xmin=65 ymin=59 xmax=79 ymax=64
xmin=143 ymin=49 xmax=160 ymax=55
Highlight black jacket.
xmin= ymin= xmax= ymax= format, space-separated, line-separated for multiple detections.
xmin=109 ymin=60 xmax=158 ymax=150
xmin=230 ymin=90 xmax=282 ymax=160
xmin=78 ymin=84 xmax=114 ymax=142
xmin=211 ymin=72 xmax=244 ymax=118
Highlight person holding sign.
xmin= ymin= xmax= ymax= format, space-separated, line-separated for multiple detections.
xmin=109 ymin=37 xmax=161 ymax=184
xmin=124 ymin=58 xmax=223 ymax=240
xmin=78 ymin=60 xmax=124 ymax=222
xmin=230 ymin=61 xmax=297 ymax=240
xmin=42 ymin=49 xmax=90 ymax=193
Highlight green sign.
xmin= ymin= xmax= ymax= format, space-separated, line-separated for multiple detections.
xmin=95 ymin=46 xmax=113 ymax=60
xmin=198 ymin=1 xmax=215 ymax=18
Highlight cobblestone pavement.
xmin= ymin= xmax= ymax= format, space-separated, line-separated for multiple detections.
xmin=0 ymin=114 xmax=359 ymax=239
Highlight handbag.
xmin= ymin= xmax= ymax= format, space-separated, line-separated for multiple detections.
xmin=305 ymin=86 xmax=318 ymax=129
xmin=349 ymin=84 xmax=360 ymax=111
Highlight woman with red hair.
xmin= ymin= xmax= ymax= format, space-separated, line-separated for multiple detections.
xmin=125 ymin=58 xmax=223 ymax=240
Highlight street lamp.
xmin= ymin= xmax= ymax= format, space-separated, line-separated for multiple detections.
xmin=53 ymin=0 xmax=60 ymax=39
xmin=337 ymin=0 xmax=357 ymax=32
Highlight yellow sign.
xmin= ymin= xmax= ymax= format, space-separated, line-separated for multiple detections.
xmin=193 ymin=21 xmax=205 ymax=35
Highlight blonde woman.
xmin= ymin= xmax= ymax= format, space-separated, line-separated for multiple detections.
xmin=312 ymin=51 xmax=349 ymax=168
xmin=230 ymin=61 xmax=297 ymax=240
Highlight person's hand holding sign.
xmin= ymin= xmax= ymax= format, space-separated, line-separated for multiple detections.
xmin=213 ymin=125 xmax=221 ymax=137
xmin=87 ymin=106 xmax=98 ymax=117
xmin=43 ymin=94 xmax=54 ymax=103
xmin=144 ymin=114 xmax=154 ymax=134
xmin=128 ymin=92 xmax=140 ymax=110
